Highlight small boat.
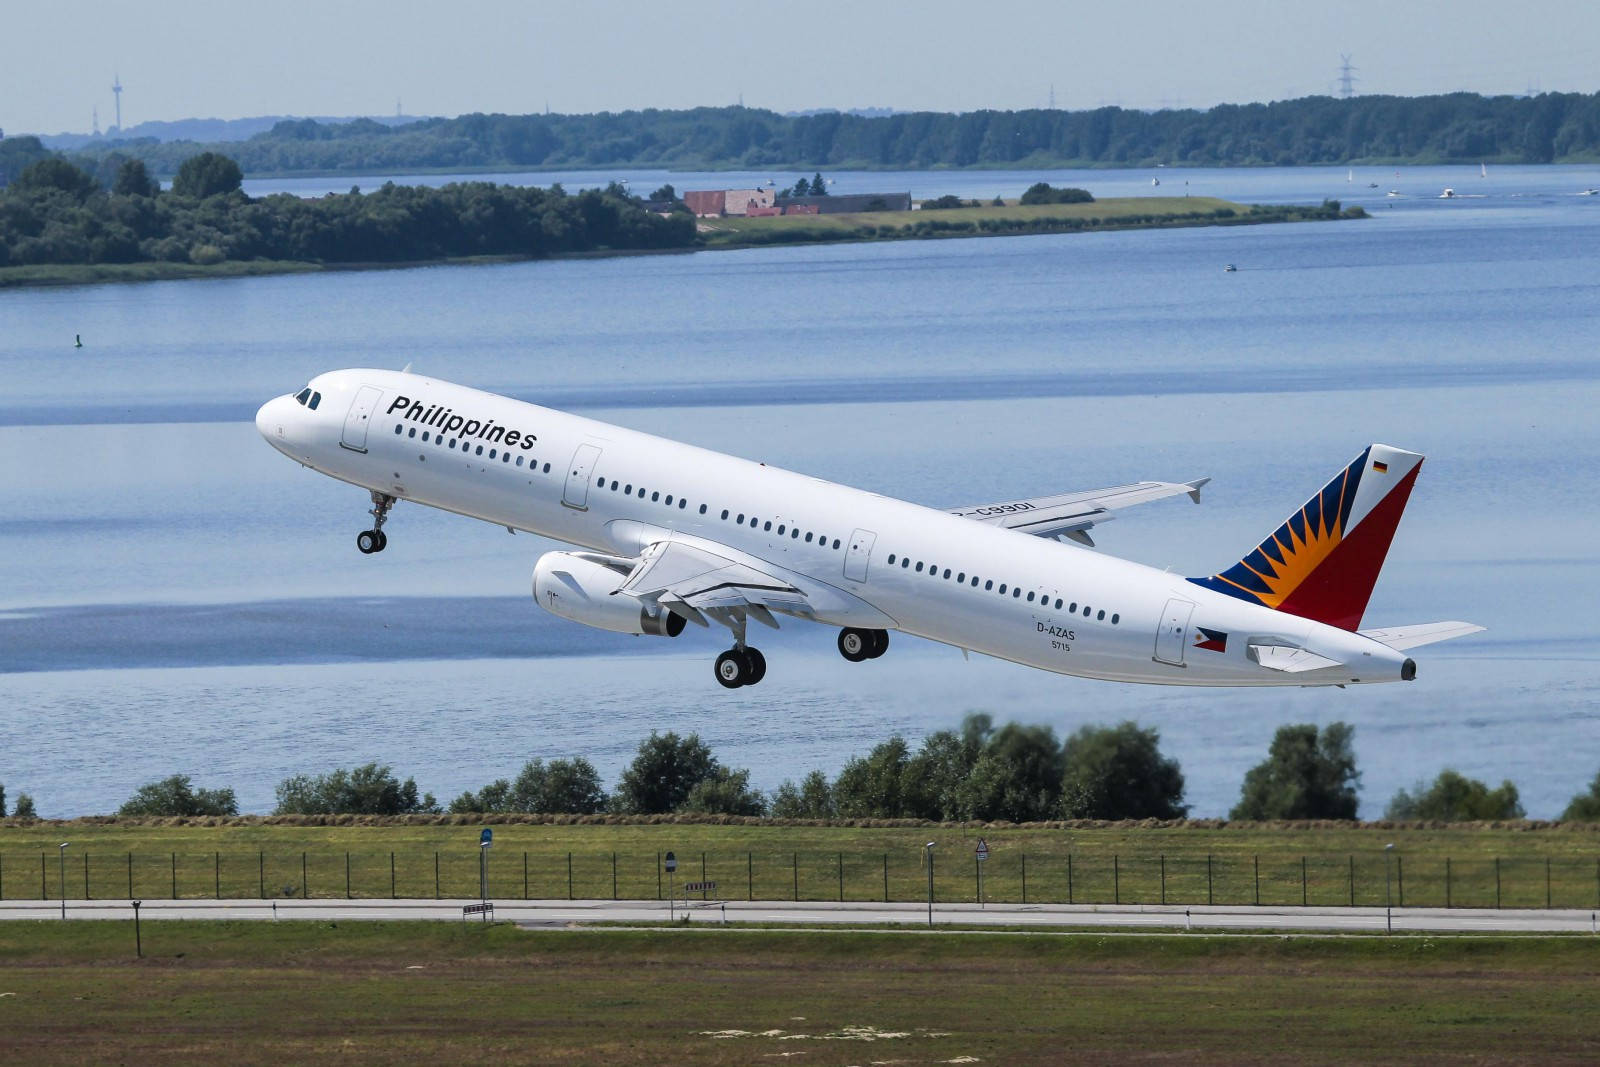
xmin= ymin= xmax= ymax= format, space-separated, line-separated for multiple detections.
xmin=1439 ymin=188 xmax=1456 ymax=198
xmin=1368 ymin=182 xmax=1379 ymax=188
xmin=1387 ymin=189 xmax=1402 ymax=197
xmin=1223 ymin=264 xmax=1237 ymax=272
xmin=1580 ymin=188 xmax=1600 ymax=196
xmin=1152 ymin=177 xmax=1160 ymax=186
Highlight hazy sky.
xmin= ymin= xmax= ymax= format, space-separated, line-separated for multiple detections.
xmin=8 ymin=0 xmax=1598 ymax=135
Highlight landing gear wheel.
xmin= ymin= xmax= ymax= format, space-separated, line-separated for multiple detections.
xmin=357 ymin=530 xmax=384 ymax=554
xmin=838 ymin=628 xmax=875 ymax=662
xmin=715 ymin=649 xmax=746 ymax=689
xmin=714 ymin=647 xmax=766 ymax=688
xmin=867 ymin=629 xmax=889 ymax=659
xmin=359 ymin=491 xmax=396 ymax=555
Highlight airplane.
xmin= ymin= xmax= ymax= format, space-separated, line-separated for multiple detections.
xmin=256 ymin=370 xmax=1482 ymax=690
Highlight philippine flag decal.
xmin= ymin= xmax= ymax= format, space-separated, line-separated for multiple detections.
xmin=1194 ymin=627 xmax=1229 ymax=653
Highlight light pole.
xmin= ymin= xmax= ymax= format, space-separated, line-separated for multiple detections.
xmin=1384 ymin=843 xmax=1395 ymax=933
xmin=58 ymin=843 xmax=68 ymax=920
xmin=924 ymin=842 xmax=936 ymax=928
xmin=131 ymin=900 xmax=142 ymax=957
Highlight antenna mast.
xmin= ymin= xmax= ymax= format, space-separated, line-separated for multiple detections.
xmin=1337 ymin=55 xmax=1357 ymax=99
xmin=112 ymin=73 xmax=123 ymax=129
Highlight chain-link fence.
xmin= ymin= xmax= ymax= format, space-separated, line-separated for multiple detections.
xmin=6 ymin=849 xmax=1599 ymax=909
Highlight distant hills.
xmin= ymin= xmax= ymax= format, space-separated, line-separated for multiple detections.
xmin=38 ymin=115 xmax=427 ymax=150
xmin=24 ymin=93 xmax=1600 ymax=177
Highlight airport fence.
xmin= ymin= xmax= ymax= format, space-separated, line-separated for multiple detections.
xmin=5 ymin=849 xmax=1600 ymax=910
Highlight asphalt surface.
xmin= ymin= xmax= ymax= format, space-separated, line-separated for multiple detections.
xmin=4 ymin=898 xmax=1599 ymax=934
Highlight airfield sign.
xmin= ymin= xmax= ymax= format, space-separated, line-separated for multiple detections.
xmin=976 ymin=838 xmax=989 ymax=861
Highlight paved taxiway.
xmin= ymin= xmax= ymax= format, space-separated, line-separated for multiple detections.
xmin=3 ymin=898 xmax=1597 ymax=934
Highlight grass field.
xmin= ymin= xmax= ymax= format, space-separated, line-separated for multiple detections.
xmin=696 ymin=196 xmax=1346 ymax=249
xmin=0 ymin=921 xmax=1595 ymax=1064
xmin=5 ymin=819 xmax=1598 ymax=910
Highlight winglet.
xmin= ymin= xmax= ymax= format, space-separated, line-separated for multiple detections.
xmin=400 ymin=361 xmax=414 ymax=374
xmin=1185 ymin=477 xmax=1209 ymax=504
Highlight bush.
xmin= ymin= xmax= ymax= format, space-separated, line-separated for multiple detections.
xmin=119 ymin=774 xmax=238 ymax=817
xmin=1019 ymin=182 xmax=1094 ymax=205
xmin=274 ymin=763 xmax=438 ymax=815
xmin=612 ymin=732 xmax=719 ymax=814
xmin=680 ymin=768 xmax=767 ymax=816
xmin=1386 ymin=770 xmax=1524 ymax=821
xmin=1059 ymin=722 xmax=1187 ymax=819
xmin=1231 ymin=723 xmax=1360 ymax=820
xmin=189 ymin=243 xmax=225 ymax=265
xmin=1562 ymin=770 xmax=1600 ymax=821
xmin=13 ymin=793 xmax=37 ymax=819
xmin=920 ymin=194 xmax=968 ymax=210
xmin=171 ymin=152 xmax=243 ymax=199
xmin=770 ymin=770 xmax=836 ymax=819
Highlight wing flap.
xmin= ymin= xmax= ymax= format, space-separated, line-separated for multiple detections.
xmin=1357 ymin=621 xmax=1486 ymax=651
xmin=948 ymin=478 xmax=1207 ymax=542
xmin=614 ymin=539 xmax=812 ymax=624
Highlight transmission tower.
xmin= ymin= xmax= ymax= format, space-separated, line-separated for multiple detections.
xmin=1337 ymin=55 xmax=1357 ymax=99
xmin=111 ymin=73 xmax=123 ymax=129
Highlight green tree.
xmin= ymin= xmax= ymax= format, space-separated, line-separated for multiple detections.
xmin=13 ymin=793 xmax=37 ymax=819
xmin=955 ymin=722 xmax=1064 ymax=822
xmin=118 ymin=774 xmax=238 ymax=816
xmin=273 ymin=763 xmax=438 ymax=815
xmin=1020 ymin=182 xmax=1094 ymax=205
xmin=649 ymin=183 xmax=678 ymax=203
xmin=13 ymin=157 xmax=96 ymax=198
xmin=447 ymin=779 xmax=512 ymax=814
xmin=171 ymin=152 xmax=243 ymax=198
xmin=833 ymin=736 xmax=914 ymax=818
xmin=0 ymin=782 xmax=6 ymax=817
xmin=1562 ymin=770 xmax=1600 ymax=821
xmin=1230 ymin=723 xmax=1360 ymax=820
xmin=680 ymin=767 xmax=767 ymax=816
xmin=612 ymin=732 xmax=719 ymax=814
xmin=1059 ymin=722 xmax=1187 ymax=819
xmin=903 ymin=714 xmax=991 ymax=820
xmin=1385 ymin=770 xmax=1524 ymax=821
xmin=770 ymin=770 xmax=836 ymax=819
xmin=787 ymin=175 xmax=811 ymax=197
xmin=810 ymin=172 xmax=828 ymax=196
xmin=509 ymin=757 xmax=607 ymax=814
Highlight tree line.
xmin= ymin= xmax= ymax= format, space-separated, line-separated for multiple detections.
xmin=26 ymin=93 xmax=1600 ymax=178
xmin=8 ymin=717 xmax=1600 ymax=822
xmin=0 ymin=148 xmax=696 ymax=270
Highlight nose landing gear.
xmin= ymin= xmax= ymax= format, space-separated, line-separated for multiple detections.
xmin=357 ymin=491 xmax=396 ymax=554
xmin=714 ymin=646 xmax=767 ymax=689
xmin=838 ymin=627 xmax=889 ymax=662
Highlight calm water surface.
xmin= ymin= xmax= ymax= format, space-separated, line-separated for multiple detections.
xmin=3 ymin=167 xmax=1597 ymax=817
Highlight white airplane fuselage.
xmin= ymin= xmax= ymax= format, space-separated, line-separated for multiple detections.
xmin=257 ymin=369 xmax=1420 ymax=687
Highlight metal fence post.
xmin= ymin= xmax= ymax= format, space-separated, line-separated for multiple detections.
xmin=793 ymin=852 xmax=799 ymax=901
xmin=1253 ymin=855 xmax=1259 ymax=906
xmin=1348 ymin=855 xmax=1355 ymax=906
xmin=42 ymin=852 xmax=47 ymax=901
xmin=1022 ymin=855 xmax=1028 ymax=905
xmin=172 ymin=853 xmax=178 ymax=900
xmin=838 ymin=852 xmax=844 ymax=902
xmin=613 ymin=852 xmax=619 ymax=901
xmin=656 ymin=852 xmax=661 ymax=900
xmin=1206 ymin=854 xmax=1213 ymax=906
xmin=1160 ymin=854 xmax=1166 ymax=905
xmin=883 ymin=853 xmax=890 ymax=902
xmin=1495 ymin=856 xmax=1501 ymax=908
xmin=84 ymin=853 xmax=90 ymax=900
xmin=1300 ymin=856 xmax=1307 ymax=907
xmin=1397 ymin=856 xmax=1403 ymax=907
xmin=1445 ymin=857 xmax=1451 ymax=908
xmin=701 ymin=852 xmax=707 ymax=899
xmin=258 ymin=852 xmax=263 ymax=899
xmin=391 ymin=852 xmax=396 ymax=899
xmin=215 ymin=852 xmax=220 ymax=900
xmin=747 ymin=852 xmax=753 ymax=902
xmin=129 ymin=852 xmax=135 ymax=899
xmin=434 ymin=852 xmax=439 ymax=899
xmin=1113 ymin=855 xmax=1120 ymax=905
xmin=345 ymin=852 xmax=351 ymax=899
xmin=567 ymin=852 xmax=573 ymax=900
xmin=1546 ymin=858 xmax=1552 ymax=908
xmin=523 ymin=852 xmax=529 ymax=900
xmin=1067 ymin=853 xmax=1074 ymax=905
xmin=301 ymin=852 xmax=307 ymax=899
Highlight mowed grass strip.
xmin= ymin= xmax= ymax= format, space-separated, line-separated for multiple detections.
xmin=6 ymin=820 xmax=1600 ymax=909
xmin=0 ymin=922 xmax=1596 ymax=1065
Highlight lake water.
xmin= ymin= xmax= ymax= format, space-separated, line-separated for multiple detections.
xmin=3 ymin=166 xmax=1599 ymax=818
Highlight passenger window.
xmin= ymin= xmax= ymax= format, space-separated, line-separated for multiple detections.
xmin=516 ymin=456 xmax=524 ymax=466
xmin=638 ymin=488 xmax=646 ymax=498
xmin=1069 ymin=603 xmax=1077 ymax=612
xmin=915 ymin=562 xmax=924 ymax=572
xmin=409 ymin=428 xmax=416 ymax=438
xmin=888 ymin=554 xmax=897 ymax=564
xmin=832 ymin=538 xmax=840 ymax=549
xmin=1083 ymin=606 xmax=1092 ymax=616
xmin=543 ymin=463 xmax=551 ymax=473
xmin=394 ymin=425 xmax=403 ymax=435
xmin=804 ymin=532 xmax=813 ymax=542
xmin=1027 ymin=591 xmax=1035 ymax=602
xmin=625 ymin=484 xmax=632 ymax=494
xmin=751 ymin=517 xmax=759 ymax=528
xmin=680 ymin=499 xmax=688 ymax=510
xmin=700 ymin=504 xmax=707 ymax=514
xmin=790 ymin=528 xmax=798 ymax=538
xmin=737 ymin=514 xmax=745 ymax=523
xmin=999 ymin=584 xmax=1007 ymax=594
xmin=942 ymin=568 xmax=951 ymax=579
xmin=651 ymin=491 xmax=660 ymax=502
xmin=1013 ymin=588 xmax=1022 ymax=598
xmin=777 ymin=524 xmax=786 ymax=535
xmin=971 ymin=576 xmax=979 ymax=587
xmin=664 ymin=495 xmax=672 ymax=505
xmin=1097 ymin=610 xmax=1105 ymax=620
xmin=985 ymin=580 xmax=993 ymax=590
xmin=489 ymin=449 xmax=497 ymax=459
xmin=477 ymin=445 xmax=485 ymax=455
xmin=901 ymin=558 xmax=910 ymax=568
xmin=1054 ymin=598 xmax=1062 ymax=609
xmin=763 ymin=521 xmax=771 ymax=531
xmin=422 ymin=431 xmax=430 ymax=442
xmin=1112 ymin=613 xmax=1120 ymax=625
xmin=957 ymin=572 xmax=964 ymax=582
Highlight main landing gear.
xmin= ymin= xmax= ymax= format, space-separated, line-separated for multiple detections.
xmin=357 ymin=491 xmax=395 ymax=554
xmin=714 ymin=646 xmax=767 ymax=689
xmin=838 ymin=627 xmax=889 ymax=662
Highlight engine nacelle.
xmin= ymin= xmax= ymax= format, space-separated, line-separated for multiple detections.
xmin=532 ymin=551 xmax=686 ymax=637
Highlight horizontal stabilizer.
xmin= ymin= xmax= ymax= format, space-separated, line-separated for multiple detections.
xmin=1357 ymin=621 xmax=1486 ymax=651
xmin=1248 ymin=642 xmax=1343 ymax=673
xmin=948 ymin=478 xmax=1206 ymax=543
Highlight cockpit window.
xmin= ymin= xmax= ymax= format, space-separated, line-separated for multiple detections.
xmin=308 ymin=391 xmax=321 ymax=410
xmin=295 ymin=388 xmax=312 ymax=405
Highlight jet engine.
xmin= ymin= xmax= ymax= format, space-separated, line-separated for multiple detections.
xmin=532 ymin=551 xmax=685 ymax=637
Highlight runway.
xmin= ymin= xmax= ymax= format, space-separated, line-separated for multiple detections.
xmin=4 ymin=897 xmax=1598 ymax=934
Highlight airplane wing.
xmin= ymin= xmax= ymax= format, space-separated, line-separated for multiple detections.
xmin=611 ymin=539 xmax=816 ymax=631
xmin=946 ymin=478 xmax=1209 ymax=546
xmin=1358 ymin=621 xmax=1486 ymax=650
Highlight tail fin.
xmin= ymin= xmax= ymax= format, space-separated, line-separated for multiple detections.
xmin=1188 ymin=444 xmax=1423 ymax=631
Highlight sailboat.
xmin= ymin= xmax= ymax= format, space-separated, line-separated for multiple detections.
xmin=1347 ymin=169 xmax=1353 ymax=182
xmin=1481 ymin=162 xmax=1488 ymax=178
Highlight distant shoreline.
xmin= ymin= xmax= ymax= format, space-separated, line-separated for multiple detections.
xmin=0 ymin=197 xmax=1359 ymax=290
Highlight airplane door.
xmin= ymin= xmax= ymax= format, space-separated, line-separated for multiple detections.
xmin=339 ymin=385 xmax=383 ymax=452
xmin=1154 ymin=598 xmax=1195 ymax=666
xmin=844 ymin=528 xmax=876 ymax=583
xmin=562 ymin=443 xmax=602 ymax=510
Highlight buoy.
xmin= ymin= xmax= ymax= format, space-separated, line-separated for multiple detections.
xmin=74 ymin=334 xmax=83 ymax=348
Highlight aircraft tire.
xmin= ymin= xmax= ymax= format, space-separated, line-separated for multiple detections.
xmin=744 ymin=647 xmax=767 ymax=685
xmin=715 ymin=649 xmax=746 ymax=689
xmin=838 ymin=628 xmax=872 ymax=662
xmin=357 ymin=530 xmax=381 ymax=554
xmin=867 ymin=629 xmax=889 ymax=658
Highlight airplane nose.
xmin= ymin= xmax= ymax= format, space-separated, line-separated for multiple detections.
xmin=256 ymin=396 xmax=290 ymax=446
